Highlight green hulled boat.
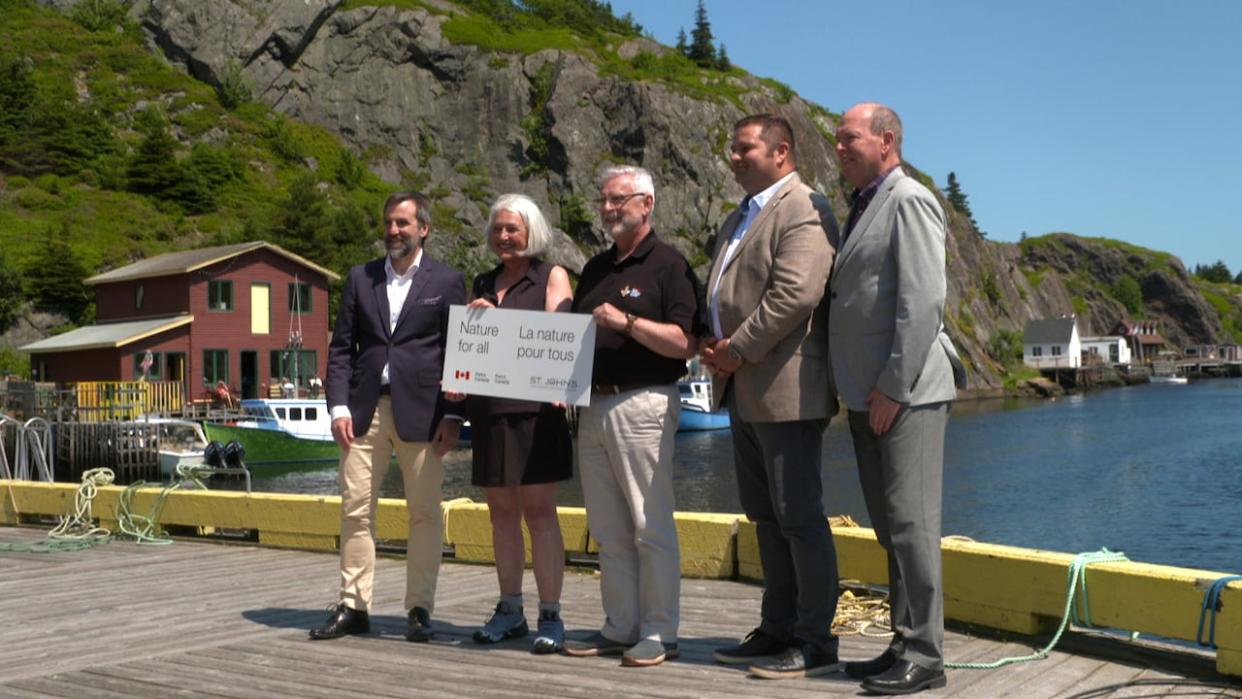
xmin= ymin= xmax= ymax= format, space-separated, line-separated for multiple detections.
xmin=203 ymin=398 xmax=338 ymax=466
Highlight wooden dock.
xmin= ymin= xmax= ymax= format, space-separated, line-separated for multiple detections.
xmin=2 ymin=526 xmax=1239 ymax=698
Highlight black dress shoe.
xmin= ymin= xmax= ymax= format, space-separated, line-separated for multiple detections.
xmin=861 ymin=659 xmax=946 ymax=695
xmin=406 ymin=606 xmax=434 ymax=642
xmin=845 ymin=647 xmax=900 ymax=678
xmin=309 ymin=603 xmax=369 ymax=640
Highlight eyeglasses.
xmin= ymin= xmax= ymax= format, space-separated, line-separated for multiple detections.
xmin=595 ymin=192 xmax=646 ymax=209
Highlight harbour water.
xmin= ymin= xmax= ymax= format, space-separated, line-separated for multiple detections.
xmin=248 ymin=379 xmax=1242 ymax=573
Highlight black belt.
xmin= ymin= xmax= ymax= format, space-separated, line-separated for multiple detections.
xmin=592 ymin=382 xmax=649 ymax=395
xmin=378 ymin=384 xmax=391 ymax=395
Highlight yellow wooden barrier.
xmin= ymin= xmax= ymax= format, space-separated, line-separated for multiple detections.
xmin=2 ymin=481 xmax=1238 ymax=676
xmin=73 ymin=381 xmax=184 ymax=419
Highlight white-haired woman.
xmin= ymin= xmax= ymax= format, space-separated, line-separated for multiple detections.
xmin=456 ymin=193 xmax=574 ymax=654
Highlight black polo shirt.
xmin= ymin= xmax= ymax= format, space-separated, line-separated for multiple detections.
xmin=572 ymin=230 xmax=702 ymax=387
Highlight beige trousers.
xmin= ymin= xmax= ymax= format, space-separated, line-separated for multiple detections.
xmin=577 ymin=385 xmax=681 ymax=644
xmin=338 ymin=397 xmax=444 ymax=613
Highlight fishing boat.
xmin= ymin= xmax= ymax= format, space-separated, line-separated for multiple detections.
xmin=677 ymin=378 xmax=730 ymax=432
xmin=202 ymin=397 xmax=473 ymax=466
xmin=203 ymin=398 xmax=338 ymax=465
xmin=1149 ymin=361 xmax=1189 ymax=384
xmin=148 ymin=418 xmax=211 ymax=476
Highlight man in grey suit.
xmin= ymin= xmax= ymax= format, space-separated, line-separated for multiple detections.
xmin=702 ymin=114 xmax=841 ymax=679
xmin=830 ymin=103 xmax=966 ymax=695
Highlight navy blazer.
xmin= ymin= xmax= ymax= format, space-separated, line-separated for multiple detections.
xmin=325 ymin=255 xmax=467 ymax=442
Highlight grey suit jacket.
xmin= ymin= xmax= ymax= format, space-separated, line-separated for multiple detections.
xmin=828 ymin=168 xmax=966 ymax=411
xmin=707 ymin=172 xmax=839 ymax=423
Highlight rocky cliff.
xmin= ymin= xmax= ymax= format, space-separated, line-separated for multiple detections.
xmin=23 ymin=0 xmax=1242 ymax=389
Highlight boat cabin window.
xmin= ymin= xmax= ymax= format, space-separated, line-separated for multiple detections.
xmin=304 ymin=407 xmax=317 ymax=420
xmin=679 ymin=385 xmax=692 ymax=397
xmin=275 ymin=407 xmax=286 ymax=419
xmin=290 ymin=407 xmax=303 ymax=420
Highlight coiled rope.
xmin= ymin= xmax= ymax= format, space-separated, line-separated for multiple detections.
xmin=0 ymin=464 xmax=212 ymax=552
xmin=0 ymin=468 xmax=116 ymax=553
xmin=947 ymin=547 xmax=1130 ymax=670
xmin=116 ymin=463 xmax=211 ymax=545
xmin=833 ymin=589 xmax=893 ymax=637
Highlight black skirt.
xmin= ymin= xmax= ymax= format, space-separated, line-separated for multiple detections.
xmin=470 ymin=406 xmax=573 ymax=487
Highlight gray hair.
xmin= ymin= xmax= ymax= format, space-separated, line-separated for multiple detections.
xmin=600 ymin=165 xmax=655 ymax=198
xmin=383 ymin=191 xmax=432 ymax=229
xmin=863 ymin=103 xmax=904 ymax=157
xmin=486 ymin=193 xmax=553 ymax=258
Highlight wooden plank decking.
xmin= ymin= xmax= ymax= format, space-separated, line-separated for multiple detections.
xmin=2 ymin=527 xmax=1239 ymax=698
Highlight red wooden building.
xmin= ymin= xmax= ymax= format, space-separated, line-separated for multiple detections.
xmin=22 ymin=242 xmax=339 ymax=403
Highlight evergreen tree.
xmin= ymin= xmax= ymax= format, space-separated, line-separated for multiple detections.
xmin=127 ymin=108 xmax=181 ymax=197
xmin=0 ymin=54 xmax=115 ymax=176
xmin=716 ymin=42 xmax=731 ymax=71
xmin=1194 ymin=260 xmax=1232 ymax=283
xmin=945 ymin=171 xmax=984 ymax=237
xmin=26 ymin=223 xmax=91 ymax=323
xmin=675 ymin=28 xmax=688 ymax=55
xmin=0 ymin=55 xmax=35 ymax=140
xmin=0 ymin=249 xmax=24 ymax=332
xmin=688 ymin=0 xmax=717 ymax=68
xmin=1235 ymin=269 xmax=1242 ymax=285
xmin=272 ymin=171 xmax=333 ymax=263
xmin=167 ymin=165 xmax=216 ymax=215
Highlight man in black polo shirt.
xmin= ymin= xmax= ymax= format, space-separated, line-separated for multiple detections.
xmin=562 ymin=165 xmax=701 ymax=668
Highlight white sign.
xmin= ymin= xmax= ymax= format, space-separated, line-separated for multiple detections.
xmin=442 ymin=305 xmax=596 ymax=407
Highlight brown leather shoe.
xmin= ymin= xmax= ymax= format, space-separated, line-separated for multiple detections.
xmin=308 ymin=603 xmax=369 ymax=640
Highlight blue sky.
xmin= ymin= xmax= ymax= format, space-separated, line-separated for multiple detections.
xmin=609 ymin=0 xmax=1242 ymax=277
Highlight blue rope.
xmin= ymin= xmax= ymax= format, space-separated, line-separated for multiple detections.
xmin=1196 ymin=575 xmax=1242 ymax=648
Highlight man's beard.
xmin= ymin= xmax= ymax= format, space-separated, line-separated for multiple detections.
xmin=602 ymin=212 xmax=634 ymax=242
xmin=387 ymin=235 xmax=418 ymax=260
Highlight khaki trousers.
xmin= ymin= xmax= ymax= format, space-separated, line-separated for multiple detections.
xmin=339 ymin=397 xmax=445 ymax=613
xmin=577 ymin=385 xmax=681 ymax=644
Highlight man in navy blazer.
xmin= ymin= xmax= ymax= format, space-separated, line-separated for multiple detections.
xmin=311 ymin=191 xmax=466 ymax=643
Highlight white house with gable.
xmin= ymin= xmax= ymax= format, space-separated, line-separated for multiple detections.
xmin=1080 ymin=335 xmax=1132 ymax=366
xmin=1023 ymin=316 xmax=1081 ymax=369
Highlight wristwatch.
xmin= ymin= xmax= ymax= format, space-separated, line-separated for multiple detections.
xmin=624 ymin=313 xmax=636 ymax=335
xmin=726 ymin=343 xmax=744 ymax=365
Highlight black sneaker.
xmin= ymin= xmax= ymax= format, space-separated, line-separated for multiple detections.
xmin=712 ymin=628 xmax=788 ymax=665
xmin=749 ymin=645 xmax=841 ymax=680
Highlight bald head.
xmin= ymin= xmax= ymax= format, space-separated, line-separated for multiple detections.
xmin=836 ymin=102 xmax=904 ymax=189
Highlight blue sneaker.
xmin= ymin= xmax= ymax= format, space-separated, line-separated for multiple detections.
xmin=473 ymin=601 xmax=528 ymax=644
xmin=531 ymin=609 xmax=564 ymax=655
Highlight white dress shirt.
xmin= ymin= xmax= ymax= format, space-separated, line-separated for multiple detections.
xmin=709 ymin=172 xmax=795 ymax=339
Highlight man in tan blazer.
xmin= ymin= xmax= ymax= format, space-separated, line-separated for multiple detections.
xmin=702 ymin=114 xmax=840 ymax=679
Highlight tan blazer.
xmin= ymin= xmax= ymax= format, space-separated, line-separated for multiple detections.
xmin=707 ymin=173 xmax=839 ymax=423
